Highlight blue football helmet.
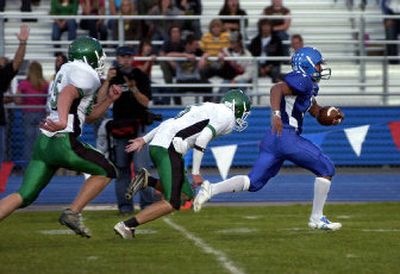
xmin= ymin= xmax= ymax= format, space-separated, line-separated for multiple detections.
xmin=291 ymin=47 xmax=331 ymax=81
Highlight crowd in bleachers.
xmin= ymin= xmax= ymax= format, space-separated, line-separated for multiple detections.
xmin=1 ymin=1 xmax=397 ymax=109
xmin=1 ymin=0 xmax=308 ymax=105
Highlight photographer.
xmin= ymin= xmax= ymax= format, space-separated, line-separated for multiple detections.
xmin=102 ymin=46 xmax=159 ymax=214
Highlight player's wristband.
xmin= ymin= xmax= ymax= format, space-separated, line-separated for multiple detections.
xmin=272 ymin=110 xmax=281 ymax=118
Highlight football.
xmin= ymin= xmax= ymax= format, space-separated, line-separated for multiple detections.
xmin=317 ymin=106 xmax=344 ymax=126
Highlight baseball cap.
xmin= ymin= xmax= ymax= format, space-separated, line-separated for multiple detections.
xmin=116 ymin=46 xmax=135 ymax=56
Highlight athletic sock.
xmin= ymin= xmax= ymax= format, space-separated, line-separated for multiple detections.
xmin=124 ymin=217 xmax=139 ymax=229
xmin=210 ymin=175 xmax=250 ymax=196
xmin=311 ymin=177 xmax=332 ymax=221
xmin=148 ymin=176 xmax=158 ymax=188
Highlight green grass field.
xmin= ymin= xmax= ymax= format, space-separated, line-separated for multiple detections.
xmin=0 ymin=203 xmax=399 ymax=274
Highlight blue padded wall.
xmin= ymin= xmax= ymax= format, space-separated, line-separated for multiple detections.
xmin=9 ymin=107 xmax=400 ymax=167
xmin=137 ymin=107 xmax=400 ymax=167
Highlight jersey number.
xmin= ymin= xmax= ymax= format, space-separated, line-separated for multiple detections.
xmin=49 ymin=74 xmax=63 ymax=110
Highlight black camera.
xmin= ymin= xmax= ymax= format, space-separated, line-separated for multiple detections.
xmin=144 ymin=110 xmax=162 ymax=125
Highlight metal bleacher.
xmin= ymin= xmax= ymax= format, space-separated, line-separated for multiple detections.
xmin=2 ymin=0 xmax=400 ymax=106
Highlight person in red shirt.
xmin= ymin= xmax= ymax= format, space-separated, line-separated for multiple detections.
xmin=15 ymin=61 xmax=49 ymax=161
xmin=132 ymin=40 xmax=155 ymax=78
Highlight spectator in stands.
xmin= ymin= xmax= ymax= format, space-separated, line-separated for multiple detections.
xmin=108 ymin=0 xmax=122 ymax=41
xmin=132 ymin=40 xmax=156 ymax=77
xmin=54 ymin=52 xmax=68 ymax=76
xmin=104 ymin=46 xmax=158 ymax=213
xmin=290 ymin=33 xmax=304 ymax=54
xmin=381 ymin=0 xmax=400 ymax=64
xmin=132 ymin=40 xmax=169 ymax=105
xmin=219 ymin=31 xmax=253 ymax=93
xmin=147 ymin=0 xmax=183 ymax=41
xmin=248 ymin=19 xmax=283 ymax=83
xmin=15 ymin=61 xmax=48 ymax=161
xmin=263 ymin=0 xmax=291 ymax=56
xmin=201 ymin=31 xmax=253 ymax=94
xmin=50 ymin=0 xmax=79 ymax=49
xmin=109 ymin=0 xmax=145 ymax=43
xmin=198 ymin=19 xmax=231 ymax=80
xmin=176 ymin=0 xmax=202 ymax=39
xmin=159 ymin=25 xmax=184 ymax=97
xmin=0 ymin=1 xmax=34 ymax=21
xmin=80 ymin=0 xmax=108 ymax=41
xmin=218 ymin=0 xmax=248 ymax=33
xmin=200 ymin=19 xmax=230 ymax=57
xmin=137 ymin=0 xmax=158 ymax=15
xmin=0 ymin=25 xmax=29 ymax=166
xmin=166 ymin=34 xmax=211 ymax=104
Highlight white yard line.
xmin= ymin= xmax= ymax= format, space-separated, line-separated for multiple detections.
xmin=163 ymin=218 xmax=246 ymax=274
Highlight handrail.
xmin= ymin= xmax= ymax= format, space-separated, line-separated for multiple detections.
xmin=3 ymin=55 xmax=400 ymax=61
xmin=1 ymin=13 xmax=400 ymax=20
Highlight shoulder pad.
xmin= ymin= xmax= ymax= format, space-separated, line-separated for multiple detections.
xmin=284 ymin=71 xmax=313 ymax=96
xmin=68 ymin=64 xmax=100 ymax=92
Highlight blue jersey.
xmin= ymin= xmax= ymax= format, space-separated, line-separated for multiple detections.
xmin=281 ymin=71 xmax=319 ymax=134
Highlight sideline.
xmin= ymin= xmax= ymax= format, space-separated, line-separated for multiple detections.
xmin=164 ymin=217 xmax=246 ymax=274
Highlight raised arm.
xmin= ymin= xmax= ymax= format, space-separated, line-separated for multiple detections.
xmin=12 ymin=24 xmax=30 ymax=72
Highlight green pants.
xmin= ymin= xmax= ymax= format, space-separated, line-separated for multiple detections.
xmin=18 ymin=133 xmax=116 ymax=207
xmin=149 ymin=145 xmax=193 ymax=209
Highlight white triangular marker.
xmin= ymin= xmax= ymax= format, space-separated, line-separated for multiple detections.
xmin=344 ymin=125 xmax=370 ymax=157
xmin=211 ymin=145 xmax=237 ymax=180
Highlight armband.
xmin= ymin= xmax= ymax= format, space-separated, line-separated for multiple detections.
xmin=194 ymin=144 xmax=205 ymax=153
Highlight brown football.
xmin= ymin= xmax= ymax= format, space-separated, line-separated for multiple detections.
xmin=317 ymin=106 xmax=344 ymax=126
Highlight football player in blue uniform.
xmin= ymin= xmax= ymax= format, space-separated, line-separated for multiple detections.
xmin=194 ymin=47 xmax=344 ymax=231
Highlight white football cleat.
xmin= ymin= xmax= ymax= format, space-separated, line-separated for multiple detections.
xmin=308 ymin=216 xmax=342 ymax=231
xmin=114 ymin=221 xmax=135 ymax=239
xmin=193 ymin=180 xmax=212 ymax=213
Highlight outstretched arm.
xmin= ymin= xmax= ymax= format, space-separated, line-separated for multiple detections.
xmin=125 ymin=125 xmax=160 ymax=153
xmin=192 ymin=127 xmax=214 ymax=185
xmin=12 ymin=24 xmax=30 ymax=72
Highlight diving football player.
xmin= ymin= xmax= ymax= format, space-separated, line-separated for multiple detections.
xmin=114 ymin=89 xmax=251 ymax=239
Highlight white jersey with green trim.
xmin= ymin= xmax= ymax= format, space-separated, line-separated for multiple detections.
xmin=41 ymin=61 xmax=101 ymax=137
xmin=150 ymin=102 xmax=235 ymax=149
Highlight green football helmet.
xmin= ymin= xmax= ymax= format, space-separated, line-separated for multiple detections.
xmin=68 ymin=36 xmax=106 ymax=74
xmin=221 ymin=89 xmax=251 ymax=132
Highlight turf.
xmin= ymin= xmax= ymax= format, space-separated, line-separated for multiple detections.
xmin=0 ymin=203 xmax=399 ymax=274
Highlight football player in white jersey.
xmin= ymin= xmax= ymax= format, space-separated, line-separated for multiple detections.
xmin=0 ymin=37 xmax=122 ymax=238
xmin=113 ymin=89 xmax=251 ymax=239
